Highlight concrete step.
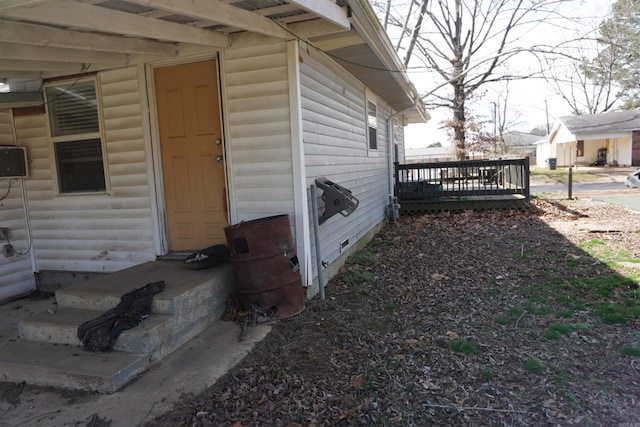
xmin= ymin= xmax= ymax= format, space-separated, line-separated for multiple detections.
xmin=0 ymin=339 xmax=149 ymax=393
xmin=55 ymin=261 xmax=234 ymax=315
xmin=19 ymin=307 xmax=174 ymax=354
xmin=2 ymin=260 xmax=236 ymax=392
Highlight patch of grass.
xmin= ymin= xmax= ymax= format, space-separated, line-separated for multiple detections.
xmin=508 ymin=308 xmax=524 ymax=318
xmin=578 ymin=239 xmax=605 ymax=248
xmin=553 ymin=369 xmax=571 ymax=385
xmin=494 ymin=316 xmax=510 ymax=325
xmin=570 ymin=322 xmax=590 ymax=332
xmin=536 ymin=306 xmax=551 ymax=316
xmin=620 ymin=345 xmax=640 ymax=357
xmin=449 ymin=340 xmax=477 ymax=355
xmin=556 ymin=309 xmax=575 ymax=318
xmin=384 ymin=302 xmax=397 ymax=312
xmin=550 ymin=323 xmax=573 ymax=333
xmin=544 ymin=329 xmax=561 ymax=340
xmin=592 ymin=301 xmax=640 ymax=324
xmin=480 ymin=369 xmax=494 ymax=381
xmin=543 ymin=323 xmax=575 ymax=340
xmin=522 ymin=358 xmax=544 ymax=373
xmin=563 ymin=390 xmax=577 ymax=402
xmin=341 ymin=269 xmax=373 ymax=284
xmin=530 ymin=167 xmax=599 ymax=183
xmin=531 ymin=274 xmax=639 ymax=324
xmin=347 ymin=249 xmax=376 ymax=266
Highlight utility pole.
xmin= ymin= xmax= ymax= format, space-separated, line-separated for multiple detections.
xmin=545 ymin=99 xmax=550 ymax=134
xmin=491 ymin=101 xmax=497 ymax=158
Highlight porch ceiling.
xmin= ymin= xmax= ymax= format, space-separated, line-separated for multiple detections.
xmin=0 ymin=0 xmax=427 ymax=121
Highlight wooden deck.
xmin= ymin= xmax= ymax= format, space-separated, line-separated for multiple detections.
xmin=395 ymin=158 xmax=531 ymax=215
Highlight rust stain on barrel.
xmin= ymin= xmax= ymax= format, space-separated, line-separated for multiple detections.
xmin=224 ymin=215 xmax=304 ymax=318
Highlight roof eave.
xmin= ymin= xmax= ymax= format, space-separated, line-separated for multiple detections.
xmin=345 ymin=0 xmax=428 ymax=123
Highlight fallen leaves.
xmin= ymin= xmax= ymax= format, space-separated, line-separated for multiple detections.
xmin=149 ymin=200 xmax=640 ymax=427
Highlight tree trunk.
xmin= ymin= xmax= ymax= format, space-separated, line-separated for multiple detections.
xmin=452 ymin=68 xmax=466 ymax=160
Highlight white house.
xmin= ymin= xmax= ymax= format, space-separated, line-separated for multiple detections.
xmin=547 ymin=111 xmax=640 ymax=168
xmin=0 ymin=0 xmax=428 ymax=302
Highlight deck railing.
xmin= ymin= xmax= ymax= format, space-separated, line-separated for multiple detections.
xmin=394 ymin=158 xmax=530 ymax=201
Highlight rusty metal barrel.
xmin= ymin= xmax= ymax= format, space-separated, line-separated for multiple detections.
xmin=224 ymin=215 xmax=304 ymax=319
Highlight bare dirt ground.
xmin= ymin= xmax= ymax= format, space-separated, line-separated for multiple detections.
xmin=146 ymin=199 xmax=640 ymax=427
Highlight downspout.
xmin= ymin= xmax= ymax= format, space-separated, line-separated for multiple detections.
xmin=386 ymin=100 xmax=419 ymax=221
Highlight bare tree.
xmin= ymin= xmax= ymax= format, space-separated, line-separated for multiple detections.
xmin=378 ymin=0 xmax=572 ymax=159
xmin=541 ymin=24 xmax=622 ymax=115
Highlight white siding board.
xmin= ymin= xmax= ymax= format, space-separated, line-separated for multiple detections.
xmin=0 ymin=109 xmax=34 ymax=301
xmin=227 ymin=81 xmax=290 ymax=100
xmin=229 ymin=107 xmax=290 ymax=125
xmin=233 ymin=161 xmax=291 ymax=175
xmin=228 ymin=94 xmax=290 ymax=112
xmin=11 ymin=66 xmax=156 ymax=274
xmin=223 ymin=43 xmax=296 ymax=225
xmin=230 ymin=122 xmax=290 ymax=139
xmin=300 ymin=49 xmax=392 ymax=282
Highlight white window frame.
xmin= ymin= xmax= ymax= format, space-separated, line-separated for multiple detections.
xmin=366 ymin=92 xmax=378 ymax=152
xmin=44 ymin=77 xmax=108 ymax=195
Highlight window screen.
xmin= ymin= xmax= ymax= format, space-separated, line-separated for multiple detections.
xmin=367 ymin=100 xmax=377 ymax=150
xmin=54 ymin=139 xmax=106 ymax=193
xmin=46 ymin=79 xmax=106 ymax=194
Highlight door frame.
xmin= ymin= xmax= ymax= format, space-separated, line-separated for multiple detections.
xmin=145 ymin=54 xmax=229 ymax=255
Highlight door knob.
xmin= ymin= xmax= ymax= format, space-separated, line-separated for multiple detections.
xmin=216 ymin=155 xmax=223 ymax=162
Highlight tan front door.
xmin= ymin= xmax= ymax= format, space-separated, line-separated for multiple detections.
xmin=154 ymin=59 xmax=227 ymax=251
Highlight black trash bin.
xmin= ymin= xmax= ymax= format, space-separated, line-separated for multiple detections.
xmin=547 ymin=158 xmax=557 ymax=170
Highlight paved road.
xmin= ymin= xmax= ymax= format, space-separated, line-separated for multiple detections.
xmin=530 ymin=170 xmax=640 ymax=211
xmin=595 ymin=195 xmax=640 ymax=212
xmin=530 ymin=181 xmax=631 ymax=195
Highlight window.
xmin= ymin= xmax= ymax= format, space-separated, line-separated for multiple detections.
xmin=367 ymin=99 xmax=377 ymax=150
xmin=46 ymin=79 xmax=106 ymax=193
xmin=577 ymin=140 xmax=584 ymax=157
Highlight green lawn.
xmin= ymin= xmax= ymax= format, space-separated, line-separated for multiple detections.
xmin=530 ymin=166 xmax=600 ymax=183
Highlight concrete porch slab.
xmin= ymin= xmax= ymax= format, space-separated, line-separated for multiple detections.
xmin=0 ymin=295 xmax=271 ymax=426
xmin=0 ymin=260 xmax=240 ymax=393
xmin=0 ymin=339 xmax=148 ymax=392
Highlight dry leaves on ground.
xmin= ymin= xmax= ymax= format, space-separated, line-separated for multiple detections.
xmin=148 ymin=199 xmax=640 ymax=427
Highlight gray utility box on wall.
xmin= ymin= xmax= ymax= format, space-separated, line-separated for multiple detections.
xmin=0 ymin=146 xmax=28 ymax=178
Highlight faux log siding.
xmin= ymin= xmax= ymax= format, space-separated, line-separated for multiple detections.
xmin=224 ymin=43 xmax=296 ymax=224
xmin=0 ymin=109 xmax=34 ymax=300
xmin=14 ymin=66 xmax=155 ymax=273
xmin=299 ymin=49 xmax=391 ymax=271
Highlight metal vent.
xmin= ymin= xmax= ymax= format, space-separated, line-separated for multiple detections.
xmin=0 ymin=146 xmax=28 ymax=178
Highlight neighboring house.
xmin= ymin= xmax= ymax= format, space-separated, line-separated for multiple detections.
xmin=547 ymin=111 xmax=640 ymax=168
xmin=0 ymin=1 xmax=428 ymax=302
xmin=534 ymin=139 xmax=552 ymax=168
xmin=501 ymin=131 xmax=543 ymax=165
xmin=404 ymin=146 xmax=487 ymax=163
xmin=405 ymin=146 xmax=455 ymax=163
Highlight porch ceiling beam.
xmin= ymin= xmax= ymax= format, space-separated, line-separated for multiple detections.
xmin=125 ymin=0 xmax=289 ymax=40
xmin=286 ymin=0 xmax=350 ymax=29
xmin=1 ymin=59 xmax=106 ymax=73
xmin=0 ymin=70 xmax=44 ymax=78
xmin=5 ymin=0 xmax=230 ymax=48
xmin=0 ymin=42 xmax=132 ymax=65
xmin=288 ymin=19 xmax=349 ymax=39
xmin=0 ymin=19 xmax=177 ymax=56
xmin=0 ymin=0 xmax=53 ymax=13
xmin=312 ymin=34 xmax=365 ymax=51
